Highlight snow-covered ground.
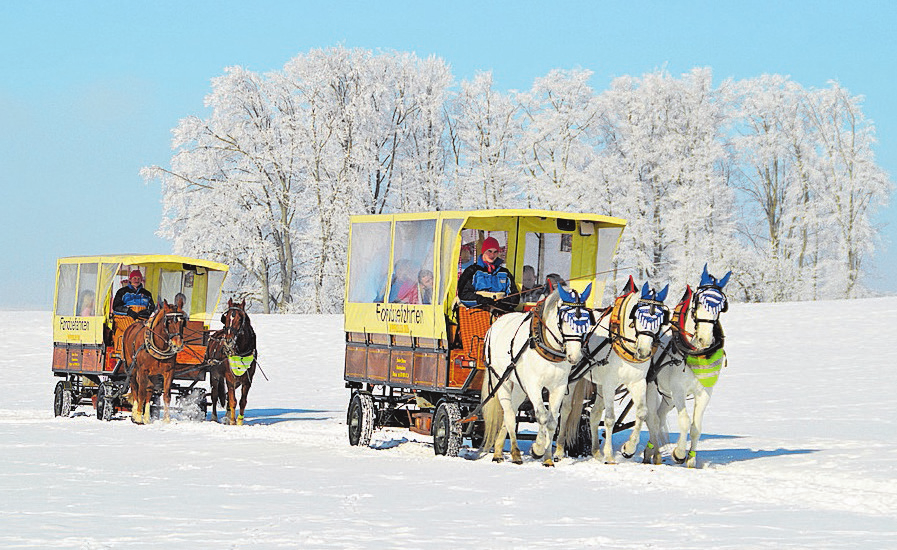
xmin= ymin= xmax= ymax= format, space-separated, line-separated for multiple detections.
xmin=2 ymin=298 xmax=896 ymax=549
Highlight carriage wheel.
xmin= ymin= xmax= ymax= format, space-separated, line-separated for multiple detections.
xmin=96 ymin=382 xmax=115 ymax=421
xmin=347 ymin=392 xmax=374 ymax=447
xmin=54 ymin=381 xmax=72 ymax=417
xmin=432 ymin=401 xmax=462 ymax=457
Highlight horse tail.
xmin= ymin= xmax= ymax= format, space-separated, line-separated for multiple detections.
xmin=216 ymin=371 xmax=227 ymax=407
xmin=480 ymin=384 xmax=503 ymax=454
xmin=560 ymin=378 xmax=587 ymax=449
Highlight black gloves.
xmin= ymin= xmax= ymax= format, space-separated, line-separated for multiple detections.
xmin=126 ymin=309 xmax=139 ymax=319
xmin=137 ymin=309 xmax=151 ymax=320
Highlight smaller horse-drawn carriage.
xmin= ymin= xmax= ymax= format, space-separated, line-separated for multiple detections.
xmin=52 ymin=254 xmax=228 ymax=421
xmin=343 ymin=209 xmax=629 ymax=456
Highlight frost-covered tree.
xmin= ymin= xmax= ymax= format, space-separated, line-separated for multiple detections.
xmin=518 ymin=68 xmax=601 ymax=211
xmin=596 ymin=68 xmax=736 ymax=296
xmin=804 ymin=83 xmax=892 ymax=298
xmin=143 ymin=66 xmax=302 ymax=312
xmin=445 ymin=71 xmax=523 ymax=209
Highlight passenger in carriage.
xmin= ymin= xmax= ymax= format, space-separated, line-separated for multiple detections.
xmin=417 ymin=270 xmax=433 ymax=305
xmin=174 ymin=292 xmax=189 ymax=319
xmin=458 ymin=237 xmax=519 ymax=314
xmin=520 ymin=265 xmax=541 ymax=302
xmin=112 ymin=270 xmax=155 ymax=320
xmin=78 ymin=290 xmax=95 ymax=316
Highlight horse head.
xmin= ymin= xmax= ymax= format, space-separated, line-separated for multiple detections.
xmin=552 ymin=283 xmax=595 ymax=364
xmin=692 ymin=264 xmax=731 ymax=349
xmin=628 ymin=282 xmax=670 ymax=361
xmin=159 ymin=299 xmax=187 ymax=352
xmin=220 ymin=298 xmax=248 ymax=346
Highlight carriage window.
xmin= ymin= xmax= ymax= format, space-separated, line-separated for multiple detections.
xmin=438 ymin=218 xmax=464 ymax=304
xmin=76 ymin=263 xmax=98 ymax=317
xmin=523 ymin=232 xmax=572 ymax=298
xmin=160 ymin=271 xmax=183 ymax=307
xmin=55 ymin=264 xmax=78 ymax=316
xmin=389 ymin=219 xmax=436 ymax=304
xmin=205 ymin=270 xmax=226 ymax=317
xmin=347 ymin=221 xmax=392 ymax=303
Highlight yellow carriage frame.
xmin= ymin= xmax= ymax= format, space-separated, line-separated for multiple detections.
xmin=343 ymin=209 xmax=626 ymax=452
xmin=51 ymin=254 xmax=229 ymax=419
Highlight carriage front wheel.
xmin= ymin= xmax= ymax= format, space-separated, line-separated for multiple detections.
xmin=96 ymin=382 xmax=115 ymax=421
xmin=432 ymin=401 xmax=462 ymax=457
xmin=53 ymin=381 xmax=72 ymax=417
xmin=347 ymin=392 xmax=374 ymax=447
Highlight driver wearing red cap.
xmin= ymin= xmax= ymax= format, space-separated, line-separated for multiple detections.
xmin=112 ymin=269 xmax=155 ymax=320
xmin=458 ymin=237 xmax=519 ymax=314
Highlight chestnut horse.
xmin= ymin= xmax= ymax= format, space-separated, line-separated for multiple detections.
xmin=206 ymin=299 xmax=257 ymax=425
xmin=121 ymin=300 xmax=186 ymax=424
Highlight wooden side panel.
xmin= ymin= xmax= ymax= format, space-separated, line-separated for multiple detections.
xmin=81 ymin=348 xmax=103 ymax=372
xmin=52 ymin=346 xmax=67 ymax=371
xmin=389 ymin=350 xmax=413 ymax=384
xmin=412 ymin=351 xmax=439 ymax=387
xmin=344 ymin=345 xmax=367 ymax=378
xmin=176 ymin=345 xmax=206 ymax=365
xmin=366 ymin=348 xmax=390 ymax=381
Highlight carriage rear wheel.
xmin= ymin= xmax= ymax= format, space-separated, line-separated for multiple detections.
xmin=432 ymin=401 xmax=462 ymax=457
xmin=53 ymin=381 xmax=72 ymax=417
xmin=347 ymin=392 xmax=374 ymax=447
xmin=96 ymin=382 xmax=115 ymax=421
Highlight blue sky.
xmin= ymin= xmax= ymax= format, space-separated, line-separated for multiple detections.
xmin=2 ymin=1 xmax=895 ymax=308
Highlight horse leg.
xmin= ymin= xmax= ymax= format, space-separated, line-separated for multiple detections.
xmin=643 ymin=380 xmax=663 ymax=465
xmin=685 ymin=388 xmax=713 ymax=468
xmin=670 ymin=391 xmax=691 ymax=464
xmin=599 ymin=385 xmax=617 ymax=464
xmin=161 ymin=369 xmax=173 ymax=423
xmin=130 ymin=367 xmax=143 ymax=424
xmin=236 ymin=377 xmax=251 ymax=425
xmin=226 ymin=377 xmax=238 ymax=425
xmin=498 ymin=395 xmax=522 ymax=464
xmin=209 ymin=369 xmax=220 ymax=422
xmin=621 ymin=378 xmax=647 ymax=459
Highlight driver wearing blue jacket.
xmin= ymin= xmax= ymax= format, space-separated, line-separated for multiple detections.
xmin=458 ymin=237 xmax=519 ymax=314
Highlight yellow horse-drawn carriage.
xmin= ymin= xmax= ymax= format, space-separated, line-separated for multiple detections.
xmin=343 ymin=209 xmax=626 ymax=454
xmin=52 ymin=254 xmax=228 ymax=420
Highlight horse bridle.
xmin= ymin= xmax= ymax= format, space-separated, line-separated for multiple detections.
xmin=690 ymin=285 xmax=727 ymax=328
xmin=219 ymin=305 xmax=250 ymax=355
xmin=144 ymin=307 xmax=186 ymax=359
xmin=628 ymin=297 xmax=670 ymax=344
xmin=536 ymin=297 xmax=597 ymax=361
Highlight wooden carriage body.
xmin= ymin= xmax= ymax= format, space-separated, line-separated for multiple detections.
xmin=343 ymin=210 xmax=626 ymax=450
xmin=51 ymin=254 xmax=228 ymax=418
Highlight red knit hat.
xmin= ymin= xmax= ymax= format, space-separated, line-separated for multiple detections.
xmin=482 ymin=237 xmax=500 ymax=253
xmin=129 ymin=270 xmax=143 ymax=280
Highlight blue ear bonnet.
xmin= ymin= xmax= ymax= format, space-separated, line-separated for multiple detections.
xmin=557 ymin=283 xmax=594 ymax=335
xmin=633 ymin=283 xmax=670 ymax=332
xmin=700 ymin=263 xmax=732 ymax=289
xmin=697 ymin=287 xmax=727 ymax=316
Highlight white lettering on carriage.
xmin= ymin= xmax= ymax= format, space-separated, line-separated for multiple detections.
xmin=59 ymin=318 xmax=91 ymax=332
xmin=375 ymin=303 xmax=424 ymax=325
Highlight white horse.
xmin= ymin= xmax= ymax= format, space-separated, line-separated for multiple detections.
xmin=556 ymin=278 xmax=669 ymax=464
xmin=480 ymin=284 xmax=594 ymax=467
xmin=643 ymin=265 xmax=731 ymax=468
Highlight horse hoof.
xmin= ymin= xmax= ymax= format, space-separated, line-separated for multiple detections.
xmin=236 ymin=415 xmax=244 ymax=426
xmin=672 ymin=449 xmax=687 ymax=464
xmin=622 ymin=449 xmax=634 ymax=459
xmin=492 ymin=455 xmax=504 ymax=463
xmin=530 ymin=447 xmax=544 ymax=460
xmin=542 ymin=459 xmax=555 ymax=467
xmin=686 ymin=456 xmax=697 ymax=469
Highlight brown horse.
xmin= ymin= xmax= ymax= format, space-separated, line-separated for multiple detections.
xmin=206 ymin=298 xmax=257 ymax=425
xmin=121 ymin=300 xmax=186 ymax=424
